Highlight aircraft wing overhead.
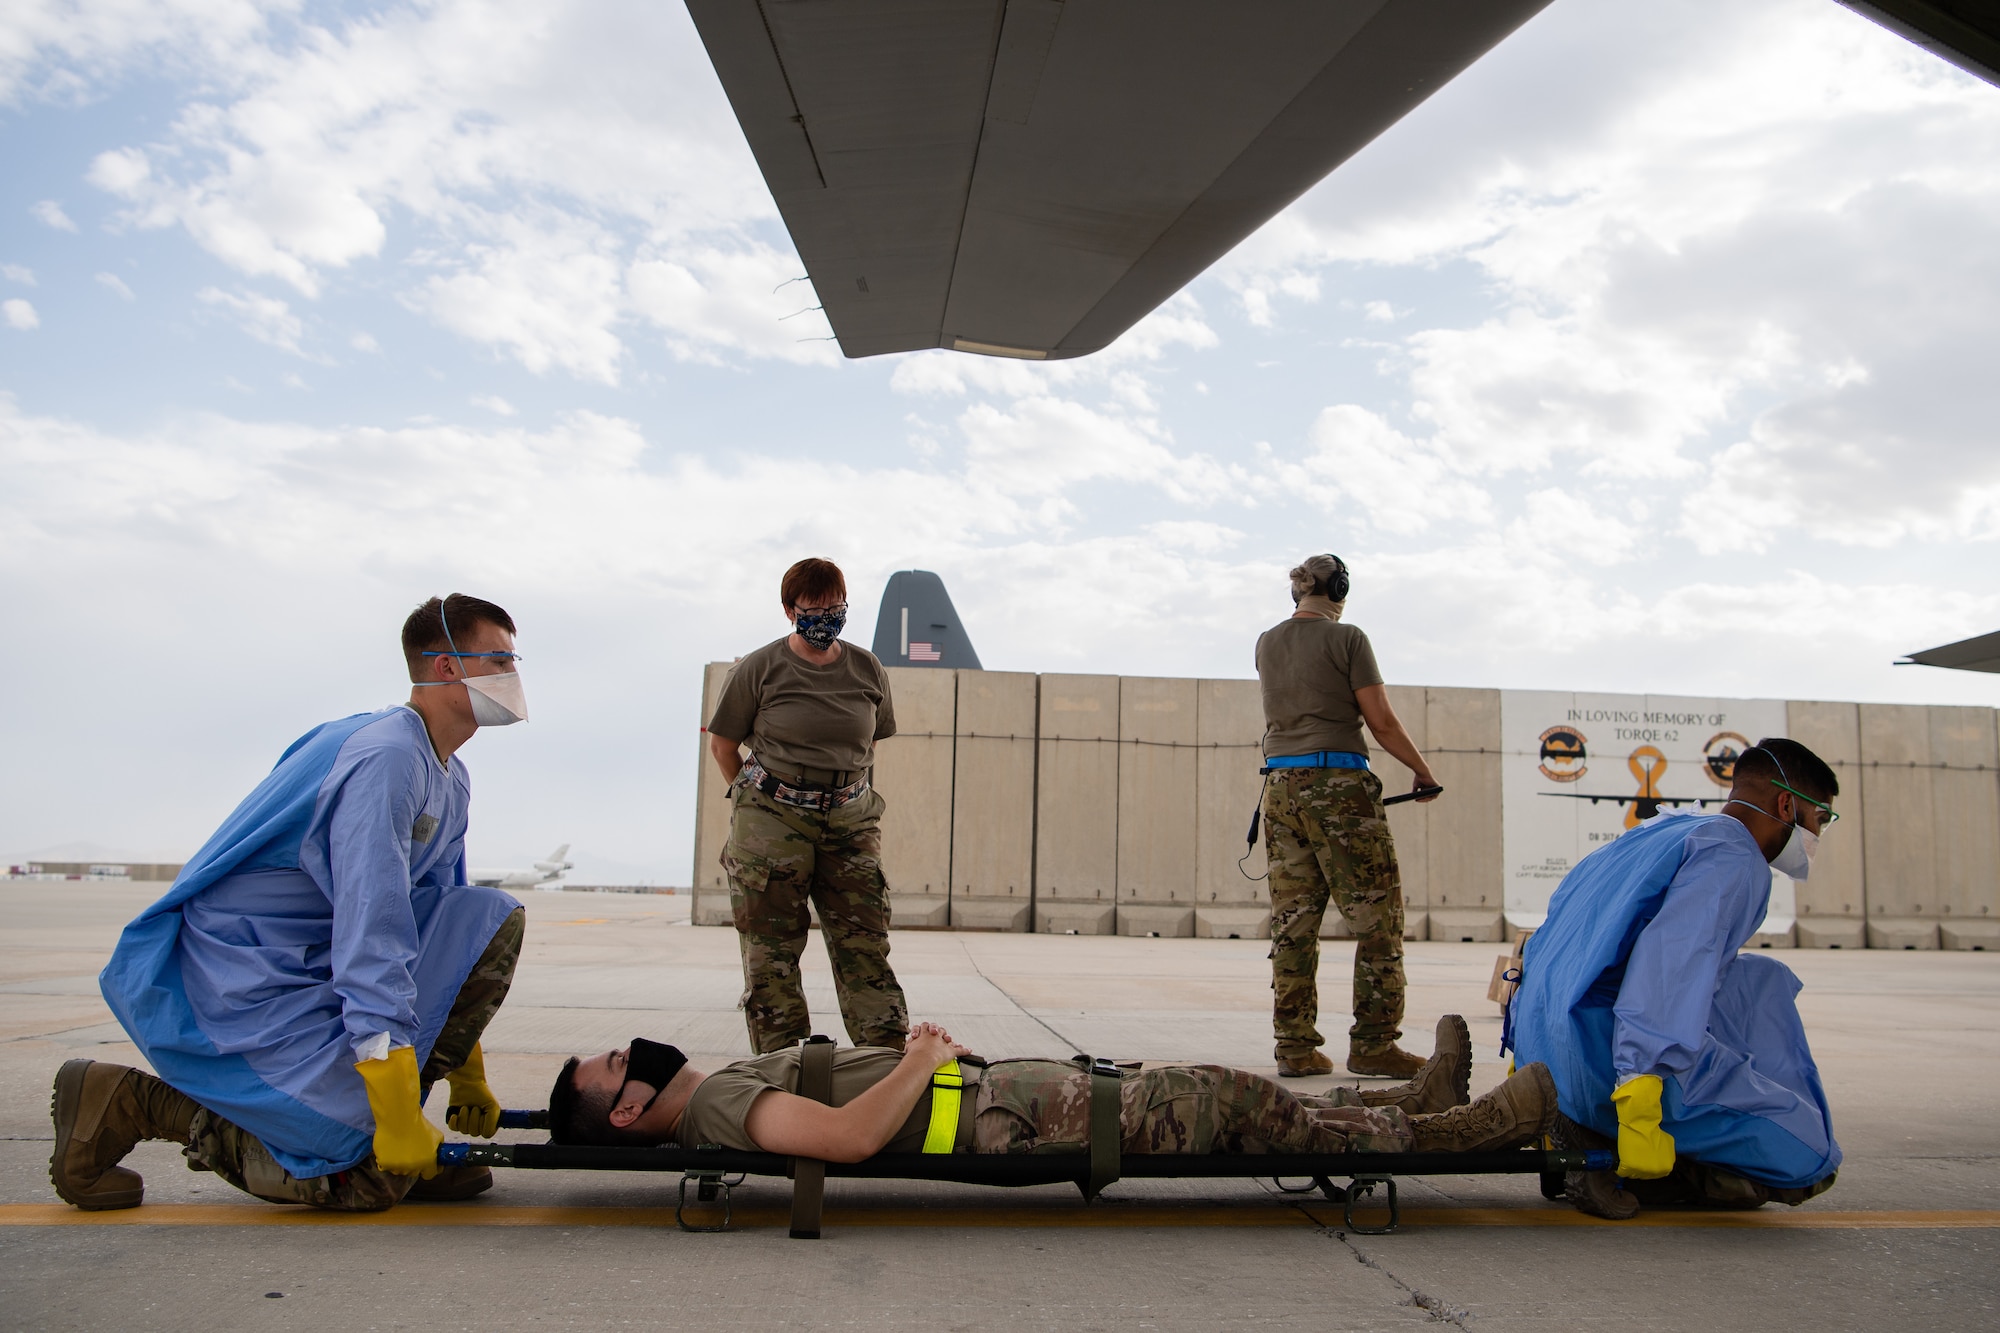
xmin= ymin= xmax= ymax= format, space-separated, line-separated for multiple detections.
xmin=685 ymin=0 xmax=1555 ymax=361
xmin=1835 ymin=2 xmax=2000 ymax=88
xmin=1898 ymin=629 xmax=2000 ymax=673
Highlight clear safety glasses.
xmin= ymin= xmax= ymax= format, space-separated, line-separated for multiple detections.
xmin=1772 ymin=779 xmax=1838 ymax=826
xmin=421 ymin=650 xmax=522 ymax=667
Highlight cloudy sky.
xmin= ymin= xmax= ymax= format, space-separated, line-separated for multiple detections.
xmin=3 ymin=0 xmax=1995 ymax=882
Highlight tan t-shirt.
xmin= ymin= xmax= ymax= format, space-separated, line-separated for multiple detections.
xmin=1255 ymin=618 xmax=1384 ymax=758
xmin=708 ymin=637 xmax=897 ymax=781
xmin=675 ymin=1047 xmax=933 ymax=1152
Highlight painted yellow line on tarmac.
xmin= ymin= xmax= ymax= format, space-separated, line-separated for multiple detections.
xmin=0 ymin=1203 xmax=1302 ymax=1229
xmin=1298 ymin=1206 xmax=2000 ymax=1232
xmin=4 ymin=1203 xmax=1996 ymax=1231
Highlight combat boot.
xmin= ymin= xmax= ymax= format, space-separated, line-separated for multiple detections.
xmin=1346 ymin=1045 xmax=1426 ymax=1079
xmin=1408 ymin=1061 xmax=1555 ymax=1154
xmin=1551 ymin=1111 xmax=1639 ymax=1220
xmin=1359 ymin=1015 xmax=1471 ymax=1115
xmin=50 ymin=1060 xmax=199 ymax=1210
xmin=405 ymin=1165 xmax=494 ymax=1201
xmin=1628 ymin=1160 xmax=1771 ymax=1210
xmin=1275 ymin=1050 xmax=1334 ymax=1078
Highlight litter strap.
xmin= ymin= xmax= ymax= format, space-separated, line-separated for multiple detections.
xmin=1076 ymin=1054 xmax=1123 ymax=1202
xmin=789 ymin=1036 xmax=835 ymax=1239
xmin=924 ymin=1060 xmax=963 ymax=1155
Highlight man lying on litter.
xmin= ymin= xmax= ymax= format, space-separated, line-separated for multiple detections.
xmin=545 ymin=1015 xmax=1557 ymax=1162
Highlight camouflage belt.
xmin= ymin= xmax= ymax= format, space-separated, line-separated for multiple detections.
xmin=742 ymin=759 xmax=870 ymax=811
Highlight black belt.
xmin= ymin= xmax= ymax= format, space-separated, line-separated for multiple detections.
xmin=742 ymin=759 xmax=870 ymax=812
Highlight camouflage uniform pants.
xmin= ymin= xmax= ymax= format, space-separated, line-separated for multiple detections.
xmin=1262 ymin=768 xmax=1406 ymax=1059
xmin=723 ymin=783 xmax=909 ymax=1054
xmin=183 ymin=906 xmax=525 ymax=1211
xmin=972 ymin=1060 xmax=1412 ymax=1155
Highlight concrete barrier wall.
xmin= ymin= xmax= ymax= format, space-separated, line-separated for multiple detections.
xmin=1193 ymin=679 xmax=1268 ymax=940
xmin=690 ymin=661 xmax=737 ymax=927
xmin=1932 ymin=707 xmax=2000 ymax=949
xmin=1117 ymin=676 xmax=1200 ymax=937
xmin=1859 ymin=703 xmax=1939 ymax=949
xmin=950 ymin=671 xmax=1037 ymax=931
xmin=1787 ymin=701 xmax=1867 ymax=948
xmin=1426 ymin=688 xmax=1505 ymax=943
xmin=690 ymin=662 xmax=2000 ymax=945
xmin=875 ymin=667 xmax=957 ymax=929
xmin=1034 ymin=674 xmax=1121 ymax=934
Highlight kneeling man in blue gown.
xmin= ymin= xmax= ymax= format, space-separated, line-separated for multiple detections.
xmin=52 ymin=594 xmax=530 ymax=1212
xmin=1507 ymin=738 xmax=1844 ymax=1219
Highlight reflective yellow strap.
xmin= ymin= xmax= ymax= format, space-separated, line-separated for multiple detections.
xmin=922 ymin=1059 xmax=963 ymax=1154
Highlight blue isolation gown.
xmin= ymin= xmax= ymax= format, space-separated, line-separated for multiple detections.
xmin=100 ymin=707 xmax=520 ymax=1179
xmin=1508 ymin=811 xmax=1840 ymax=1189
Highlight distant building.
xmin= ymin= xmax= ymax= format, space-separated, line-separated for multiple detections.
xmin=12 ymin=861 xmax=182 ymax=881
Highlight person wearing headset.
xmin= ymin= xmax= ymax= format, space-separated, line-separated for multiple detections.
xmin=1256 ymin=554 xmax=1441 ymax=1082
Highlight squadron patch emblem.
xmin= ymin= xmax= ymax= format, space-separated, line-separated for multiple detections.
xmin=1702 ymin=732 xmax=1752 ymax=788
xmin=1537 ymin=726 xmax=1589 ymax=783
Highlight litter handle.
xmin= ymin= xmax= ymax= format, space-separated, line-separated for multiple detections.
xmin=1382 ymin=784 xmax=1444 ymax=806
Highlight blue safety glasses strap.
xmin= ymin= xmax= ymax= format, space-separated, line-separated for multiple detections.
xmin=420 ymin=651 xmax=523 ymax=663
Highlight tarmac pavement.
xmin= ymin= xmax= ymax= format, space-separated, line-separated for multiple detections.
xmin=2 ymin=882 xmax=1995 ymax=1331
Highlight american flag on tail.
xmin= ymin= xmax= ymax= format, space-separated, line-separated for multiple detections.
xmin=908 ymin=642 xmax=942 ymax=661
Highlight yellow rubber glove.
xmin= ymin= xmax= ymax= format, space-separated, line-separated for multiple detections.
xmin=444 ymin=1042 xmax=503 ymax=1138
xmin=355 ymin=1045 xmax=444 ymax=1179
xmin=1610 ymin=1074 xmax=1676 ymax=1179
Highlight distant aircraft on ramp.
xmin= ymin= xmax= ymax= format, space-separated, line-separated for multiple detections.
xmin=685 ymin=0 xmax=1998 ymax=362
xmin=471 ymin=845 xmax=574 ymax=891
xmin=871 ymin=570 xmax=983 ymax=670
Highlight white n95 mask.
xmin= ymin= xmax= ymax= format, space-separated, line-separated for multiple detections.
xmin=463 ymin=671 xmax=528 ymax=727
xmin=1770 ymin=821 xmax=1817 ymax=881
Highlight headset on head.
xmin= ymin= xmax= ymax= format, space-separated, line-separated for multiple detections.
xmin=1299 ymin=554 xmax=1349 ymax=604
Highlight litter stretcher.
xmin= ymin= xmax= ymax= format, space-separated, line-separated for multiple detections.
xmin=439 ymin=1054 xmax=1611 ymax=1238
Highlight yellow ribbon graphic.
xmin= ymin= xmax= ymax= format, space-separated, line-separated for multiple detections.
xmin=1625 ymin=746 xmax=1667 ymax=829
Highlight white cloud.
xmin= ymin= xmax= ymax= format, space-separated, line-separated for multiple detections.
xmin=0 ymin=0 xmax=288 ymax=104
xmin=471 ymin=394 xmax=516 ymax=416
xmin=1279 ymin=405 xmax=1494 ymax=536
xmin=957 ymin=395 xmax=1238 ymax=509
xmin=349 ymin=332 xmax=379 ymax=353
xmin=3 ymin=299 xmax=39 ymax=330
xmin=626 ymin=243 xmax=838 ymax=366
xmin=411 ymin=219 xmax=625 ymax=383
xmin=197 ymin=286 xmax=304 ymax=355
xmin=31 ymin=200 xmax=76 ymax=232
xmin=1208 ymin=0 xmax=2000 ymax=556
xmin=63 ymin=0 xmax=794 ymax=374
xmin=94 ymin=271 xmax=135 ymax=300
xmin=3 ymin=264 xmax=35 ymax=285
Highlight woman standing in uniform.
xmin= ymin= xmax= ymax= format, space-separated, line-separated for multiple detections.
xmin=707 ymin=558 xmax=909 ymax=1054
xmin=1258 ymin=554 xmax=1440 ymax=1079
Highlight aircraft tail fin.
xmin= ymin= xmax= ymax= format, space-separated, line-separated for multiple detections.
xmin=870 ymin=571 xmax=982 ymax=670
